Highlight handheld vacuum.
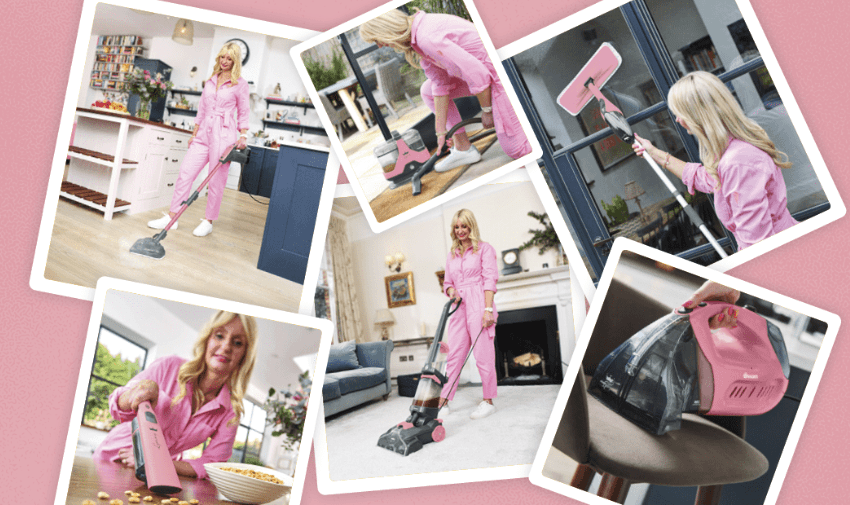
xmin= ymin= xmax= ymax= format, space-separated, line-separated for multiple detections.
xmin=377 ymin=298 xmax=464 ymax=455
xmin=588 ymin=301 xmax=790 ymax=435
xmin=378 ymin=118 xmax=483 ymax=196
xmin=131 ymin=401 xmax=182 ymax=494
xmin=558 ymin=42 xmax=728 ymax=258
xmin=130 ymin=144 xmax=250 ymax=260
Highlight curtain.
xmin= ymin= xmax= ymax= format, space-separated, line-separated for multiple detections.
xmin=328 ymin=215 xmax=365 ymax=343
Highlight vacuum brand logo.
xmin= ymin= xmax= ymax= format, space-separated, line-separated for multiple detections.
xmin=743 ymin=373 xmax=759 ymax=379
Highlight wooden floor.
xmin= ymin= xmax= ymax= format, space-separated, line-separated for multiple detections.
xmin=44 ymin=189 xmax=305 ymax=312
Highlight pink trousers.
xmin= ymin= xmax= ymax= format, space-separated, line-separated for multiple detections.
xmin=169 ymin=136 xmax=231 ymax=221
xmin=420 ymin=78 xmax=531 ymax=160
xmin=440 ymin=282 xmax=498 ymax=401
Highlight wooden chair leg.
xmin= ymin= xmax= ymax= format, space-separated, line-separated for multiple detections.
xmin=695 ymin=485 xmax=723 ymax=505
xmin=597 ymin=473 xmax=630 ymax=504
xmin=570 ymin=464 xmax=596 ymax=491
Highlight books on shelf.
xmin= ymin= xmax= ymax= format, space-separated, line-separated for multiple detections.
xmin=90 ymin=35 xmax=143 ymax=90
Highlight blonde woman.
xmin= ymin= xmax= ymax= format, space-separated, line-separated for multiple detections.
xmin=94 ymin=311 xmax=258 ymax=479
xmin=439 ymin=209 xmax=499 ymax=419
xmin=148 ymin=42 xmax=250 ymax=237
xmin=360 ymin=9 xmax=531 ymax=172
xmin=633 ymin=71 xmax=797 ymax=250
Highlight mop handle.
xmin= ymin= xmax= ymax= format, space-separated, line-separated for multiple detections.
xmin=640 ymin=154 xmax=728 ymax=259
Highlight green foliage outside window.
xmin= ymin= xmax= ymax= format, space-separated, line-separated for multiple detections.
xmin=303 ymin=49 xmax=349 ymax=91
xmin=83 ymin=342 xmax=143 ymax=429
xmin=406 ymin=0 xmax=472 ymax=20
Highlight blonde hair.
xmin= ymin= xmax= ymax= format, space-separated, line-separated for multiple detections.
xmin=359 ymin=8 xmax=421 ymax=68
xmin=172 ymin=311 xmax=258 ymax=426
xmin=449 ymin=209 xmax=482 ymax=257
xmin=209 ymin=42 xmax=243 ymax=87
xmin=668 ymin=71 xmax=791 ymax=189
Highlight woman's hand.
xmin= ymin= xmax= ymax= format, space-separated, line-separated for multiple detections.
xmin=632 ymin=133 xmax=656 ymax=159
xmin=436 ymin=134 xmax=448 ymax=155
xmin=120 ymin=379 xmax=160 ymax=412
xmin=188 ymin=135 xmax=195 ymax=147
xmin=481 ymin=111 xmax=494 ymax=129
xmin=447 ymin=288 xmax=461 ymax=305
xmin=682 ymin=281 xmax=742 ymax=329
xmin=117 ymin=447 xmax=136 ymax=468
xmin=482 ymin=310 xmax=495 ymax=329
xmin=236 ymin=135 xmax=248 ymax=150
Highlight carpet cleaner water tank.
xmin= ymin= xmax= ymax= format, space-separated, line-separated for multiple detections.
xmin=588 ymin=301 xmax=790 ymax=435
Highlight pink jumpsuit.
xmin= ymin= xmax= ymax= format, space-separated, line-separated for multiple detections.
xmin=440 ymin=241 xmax=499 ymax=400
xmin=682 ymin=138 xmax=798 ymax=250
xmin=410 ymin=12 xmax=532 ymax=160
xmin=93 ymin=356 xmax=238 ymax=480
xmin=170 ymin=75 xmax=249 ymax=221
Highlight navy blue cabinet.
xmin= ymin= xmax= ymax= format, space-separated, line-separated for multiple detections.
xmin=257 ymin=146 xmax=328 ymax=284
xmin=240 ymin=147 xmax=280 ymax=198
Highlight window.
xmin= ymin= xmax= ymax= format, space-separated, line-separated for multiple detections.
xmin=82 ymin=326 xmax=147 ymax=430
xmin=229 ymin=400 xmax=266 ymax=464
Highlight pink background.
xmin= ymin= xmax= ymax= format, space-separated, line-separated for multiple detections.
xmin=2 ymin=0 xmax=848 ymax=504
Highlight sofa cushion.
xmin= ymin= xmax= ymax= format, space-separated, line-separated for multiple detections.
xmin=323 ymin=377 xmax=341 ymax=401
xmin=332 ymin=367 xmax=387 ymax=395
xmin=326 ymin=340 xmax=360 ymax=373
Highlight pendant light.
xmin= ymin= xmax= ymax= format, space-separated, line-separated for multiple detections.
xmin=172 ymin=19 xmax=194 ymax=45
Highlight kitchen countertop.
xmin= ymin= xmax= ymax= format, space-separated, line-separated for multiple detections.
xmin=76 ymin=107 xmax=193 ymax=134
xmin=66 ymin=455 xmax=289 ymax=505
xmin=250 ymin=141 xmax=331 ymax=153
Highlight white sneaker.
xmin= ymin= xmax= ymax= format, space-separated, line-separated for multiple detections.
xmin=469 ymin=401 xmax=496 ymax=420
xmin=435 ymin=145 xmax=481 ymax=173
xmin=193 ymin=219 xmax=213 ymax=237
xmin=147 ymin=212 xmax=177 ymax=230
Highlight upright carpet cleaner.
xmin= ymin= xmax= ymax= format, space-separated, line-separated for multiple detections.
xmin=558 ymin=42 xmax=728 ymax=258
xmin=378 ymin=298 xmax=485 ymax=456
xmin=378 ymin=118 xmax=483 ymax=196
xmin=129 ymin=144 xmax=250 ymax=260
xmin=588 ymin=301 xmax=790 ymax=435
xmin=131 ymin=401 xmax=182 ymax=494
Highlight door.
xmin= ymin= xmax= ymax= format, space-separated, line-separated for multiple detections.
xmin=506 ymin=0 xmax=830 ymax=279
xmin=257 ymin=146 xmax=328 ymax=284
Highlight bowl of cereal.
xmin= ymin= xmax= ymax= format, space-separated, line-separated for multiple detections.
xmin=204 ymin=463 xmax=293 ymax=504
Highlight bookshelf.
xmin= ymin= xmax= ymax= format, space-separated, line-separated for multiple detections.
xmin=90 ymin=35 xmax=145 ymax=91
xmin=678 ymin=36 xmax=723 ymax=75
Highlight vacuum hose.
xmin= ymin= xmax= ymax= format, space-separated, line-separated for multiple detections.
xmin=412 ymin=118 xmax=485 ymax=196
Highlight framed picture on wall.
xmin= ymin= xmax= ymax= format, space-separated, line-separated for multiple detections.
xmin=385 ymin=272 xmax=415 ymax=308
xmin=577 ymin=93 xmax=633 ymax=171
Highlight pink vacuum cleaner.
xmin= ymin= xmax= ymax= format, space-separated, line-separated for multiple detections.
xmin=588 ymin=301 xmax=790 ymax=435
xmin=131 ymin=401 xmax=182 ymax=494
xmin=558 ymin=42 xmax=728 ymax=258
xmin=377 ymin=298 xmax=468 ymax=455
xmin=376 ymin=118 xmax=482 ymax=196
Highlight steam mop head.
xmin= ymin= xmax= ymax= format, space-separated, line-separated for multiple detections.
xmin=588 ymin=301 xmax=790 ymax=435
xmin=129 ymin=236 xmax=166 ymax=259
xmin=557 ymin=42 xmax=622 ymax=115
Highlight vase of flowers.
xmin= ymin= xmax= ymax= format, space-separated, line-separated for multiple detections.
xmin=125 ymin=68 xmax=172 ymax=120
xmin=264 ymin=371 xmax=311 ymax=451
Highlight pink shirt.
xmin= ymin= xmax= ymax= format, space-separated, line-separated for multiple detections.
xmin=410 ymin=12 xmax=495 ymax=97
xmin=443 ymin=241 xmax=499 ymax=296
xmin=194 ymin=75 xmax=250 ymax=141
xmin=93 ymin=356 xmax=239 ymax=480
xmin=682 ymin=139 xmax=798 ymax=250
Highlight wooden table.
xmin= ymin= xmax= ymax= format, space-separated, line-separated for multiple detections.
xmin=318 ymin=68 xmax=378 ymax=133
xmin=64 ymin=456 xmax=288 ymax=505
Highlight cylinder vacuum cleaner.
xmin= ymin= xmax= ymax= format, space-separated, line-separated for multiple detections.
xmin=131 ymin=401 xmax=182 ymax=494
xmin=588 ymin=301 xmax=790 ymax=435
xmin=129 ymin=144 xmax=250 ymax=260
xmin=375 ymin=118 xmax=482 ymax=196
xmin=558 ymin=42 xmax=727 ymax=258
xmin=377 ymin=298 xmax=464 ymax=456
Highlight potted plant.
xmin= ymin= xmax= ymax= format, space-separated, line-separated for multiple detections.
xmin=125 ymin=68 xmax=172 ymax=119
xmin=264 ymin=371 xmax=311 ymax=451
xmin=518 ymin=211 xmax=567 ymax=266
xmin=600 ymin=195 xmax=630 ymax=227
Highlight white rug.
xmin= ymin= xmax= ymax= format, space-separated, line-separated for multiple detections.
xmin=324 ymin=384 xmax=560 ymax=481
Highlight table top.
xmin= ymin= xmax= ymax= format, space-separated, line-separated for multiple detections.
xmin=65 ymin=456 xmax=288 ymax=505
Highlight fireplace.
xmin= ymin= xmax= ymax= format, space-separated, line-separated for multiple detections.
xmin=494 ymin=305 xmax=562 ymax=385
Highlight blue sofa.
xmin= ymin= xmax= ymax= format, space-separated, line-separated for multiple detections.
xmin=323 ymin=340 xmax=393 ymax=417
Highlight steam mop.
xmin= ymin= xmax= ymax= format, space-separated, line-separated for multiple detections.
xmin=378 ymin=298 xmax=486 ymax=456
xmin=380 ymin=118 xmax=483 ymax=196
xmin=129 ymin=144 xmax=250 ymax=260
xmin=131 ymin=401 xmax=182 ymax=494
xmin=588 ymin=301 xmax=790 ymax=435
xmin=558 ymin=42 xmax=728 ymax=258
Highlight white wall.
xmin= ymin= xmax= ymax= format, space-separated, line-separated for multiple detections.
xmin=344 ymin=181 xmax=560 ymax=343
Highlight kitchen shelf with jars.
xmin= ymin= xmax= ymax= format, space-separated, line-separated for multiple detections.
xmin=166 ymin=88 xmax=203 ymax=117
xmin=262 ymin=96 xmax=327 ymax=137
xmin=89 ymin=35 xmax=145 ymax=91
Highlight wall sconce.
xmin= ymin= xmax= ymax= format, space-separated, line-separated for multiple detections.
xmin=385 ymin=252 xmax=405 ymax=272
xmin=189 ymin=66 xmax=197 ymax=78
xmin=374 ymin=309 xmax=395 ymax=341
